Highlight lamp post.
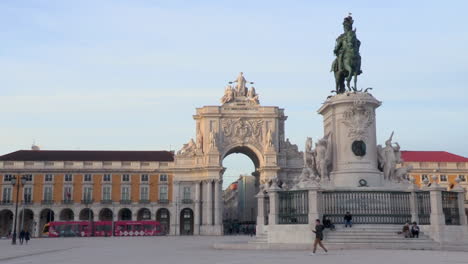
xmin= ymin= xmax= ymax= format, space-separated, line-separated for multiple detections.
xmin=11 ymin=175 xmax=27 ymax=245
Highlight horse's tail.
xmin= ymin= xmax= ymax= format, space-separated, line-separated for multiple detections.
xmin=331 ymin=59 xmax=338 ymax=72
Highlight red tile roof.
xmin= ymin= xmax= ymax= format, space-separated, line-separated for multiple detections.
xmin=0 ymin=150 xmax=174 ymax=162
xmin=401 ymin=151 xmax=468 ymax=163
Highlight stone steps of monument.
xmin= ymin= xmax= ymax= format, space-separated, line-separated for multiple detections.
xmin=249 ymin=232 xmax=268 ymax=244
xmin=326 ymin=233 xmax=431 ymax=239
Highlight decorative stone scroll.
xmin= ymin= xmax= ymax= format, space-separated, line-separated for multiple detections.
xmin=221 ymin=118 xmax=263 ymax=147
xmin=342 ymin=95 xmax=374 ymax=140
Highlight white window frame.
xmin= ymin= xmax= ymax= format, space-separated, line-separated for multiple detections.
xmin=3 ymin=174 xmax=13 ymax=182
xmin=122 ymin=174 xmax=130 ymax=182
xmin=65 ymin=174 xmax=73 ymax=182
xmin=102 ymin=185 xmax=112 ymax=201
xmin=421 ymin=174 xmax=428 ymax=181
xmin=183 ymin=186 xmax=191 ymax=200
xmin=43 ymin=186 xmax=53 ymax=201
xmin=45 ymin=174 xmax=54 ymax=182
xmin=103 ymin=174 xmax=112 ymax=183
xmin=458 ymin=175 xmax=466 ymax=182
xmin=140 ymin=185 xmax=149 ymax=200
xmin=23 ymin=186 xmax=33 ymax=203
xmin=84 ymin=174 xmax=92 ymax=182
xmin=63 ymin=186 xmax=73 ymax=201
xmin=440 ymin=174 xmax=448 ymax=182
xmin=141 ymin=174 xmax=149 ymax=183
xmin=2 ymin=187 xmax=12 ymax=202
xmin=83 ymin=186 xmax=93 ymax=201
xmin=159 ymin=185 xmax=168 ymax=200
xmin=121 ymin=186 xmax=131 ymax=201
xmin=159 ymin=174 xmax=168 ymax=182
xmin=23 ymin=174 xmax=33 ymax=182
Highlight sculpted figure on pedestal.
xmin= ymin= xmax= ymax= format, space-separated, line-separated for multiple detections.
xmin=377 ymin=131 xmax=408 ymax=181
xmin=209 ymin=130 xmax=217 ymax=150
xmin=331 ymin=14 xmax=362 ymax=93
xmin=265 ymin=128 xmax=274 ymax=149
xmin=196 ymin=129 xmax=203 ymax=151
xmin=247 ymin=87 xmax=260 ymax=104
xmin=177 ymin=138 xmax=197 ymax=156
xmin=229 ymin=72 xmax=253 ymax=97
xmin=220 ymin=85 xmax=235 ymax=104
xmin=314 ymin=133 xmax=333 ymax=180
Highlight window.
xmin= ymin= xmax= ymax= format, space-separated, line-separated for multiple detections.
xmin=23 ymin=174 xmax=33 ymax=182
xmin=23 ymin=187 xmax=32 ymax=202
xmin=84 ymin=174 xmax=92 ymax=182
xmin=3 ymin=174 xmax=13 ymax=182
xmin=140 ymin=186 xmax=149 ymax=200
xmin=440 ymin=175 xmax=448 ymax=182
xmin=159 ymin=174 xmax=168 ymax=182
xmin=183 ymin=187 xmax=191 ymax=200
xmin=103 ymin=174 xmax=111 ymax=182
xmin=422 ymin=174 xmax=428 ymax=181
xmin=102 ymin=186 xmax=111 ymax=201
xmin=459 ymin=175 xmax=466 ymax=182
xmin=83 ymin=187 xmax=93 ymax=201
xmin=121 ymin=186 xmax=130 ymax=201
xmin=159 ymin=186 xmax=168 ymax=200
xmin=45 ymin=174 xmax=53 ymax=182
xmin=64 ymin=186 xmax=73 ymax=201
xmin=122 ymin=174 xmax=130 ymax=182
xmin=2 ymin=187 xmax=12 ymax=202
xmin=141 ymin=174 xmax=149 ymax=182
xmin=65 ymin=174 xmax=73 ymax=182
xmin=44 ymin=186 xmax=53 ymax=201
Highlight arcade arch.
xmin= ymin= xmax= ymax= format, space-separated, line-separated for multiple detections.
xmin=79 ymin=208 xmax=94 ymax=221
xmin=118 ymin=208 xmax=132 ymax=221
xmin=59 ymin=208 xmax=74 ymax=221
xmin=0 ymin=209 xmax=13 ymax=236
xmin=137 ymin=208 xmax=151 ymax=220
xmin=39 ymin=209 xmax=55 ymax=234
xmin=156 ymin=208 xmax=170 ymax=234
xmin=18 ymin=209 xmax=34 ymax=233
xmin=99 ymin=208 xmax=113 ymax=221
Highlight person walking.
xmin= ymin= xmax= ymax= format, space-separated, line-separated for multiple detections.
xmin=310 ymin=219 xmax=328 ymax=255
xmin=24 ymin=230 xmax=31 ymax=245
xmin=19 ymin=230 xmax=25 ymax=245
xmin=344 ymin=212 xmax=353 ymax=228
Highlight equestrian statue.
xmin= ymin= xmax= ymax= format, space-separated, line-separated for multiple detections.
xmin=331 ymin=15 xmax=362 ymax=94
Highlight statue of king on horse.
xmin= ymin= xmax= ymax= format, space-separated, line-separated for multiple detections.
xmin=331 ymin=15 xmax=362 ymax=94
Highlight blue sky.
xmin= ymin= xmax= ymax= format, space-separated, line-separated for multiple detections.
xmin=1 ymin=1 xmax=467 ymax=187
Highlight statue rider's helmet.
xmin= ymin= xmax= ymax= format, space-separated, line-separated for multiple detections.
xmin=343 ymin=15 xmax=353 ymax=32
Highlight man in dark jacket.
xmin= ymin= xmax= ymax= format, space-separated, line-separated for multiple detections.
xmin=19 ymin=230 xmax=25 ymax=245
xmin=24 ymin=230 xmax=31 ymax=244
xmin=311 ymin=219 xmax=328 ymax=255
xmin=344 ymin=212 xmax=353 ymax=228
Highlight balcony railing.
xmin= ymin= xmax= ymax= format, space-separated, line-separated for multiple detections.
xmin=182 ymin=199 xmax=193 ymax=204
xmin=1 ymin=200 xmax=13 ymax=205
xmin=62 ymin=199 xmax=74 ymax=205
xmin=158 ymin=199 xmax=169 ymax=204
xmin=139 ymin=199 xmax=150 ymax=204
xmin=21 ymin=201 xmax=33 ymax=205
xmin=81 ymin=199 xmax=94 ymax=204
xmin=120 ymin=199 xmax=132 ymax=204
xmin=41 ymin=200 xmax=54 ymax=205
xmin=100 ymin=199 xmax=113 ymax=204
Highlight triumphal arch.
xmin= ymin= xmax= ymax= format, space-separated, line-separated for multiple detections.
xmin=173 ymin=72 xmax=303 ymax=235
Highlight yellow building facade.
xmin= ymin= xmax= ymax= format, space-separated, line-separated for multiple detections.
xmin=0 ymin=150 xmax=177 ymax=237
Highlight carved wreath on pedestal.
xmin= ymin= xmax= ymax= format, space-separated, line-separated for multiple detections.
xmin=221 ymin=118 xmax=263 ymax=148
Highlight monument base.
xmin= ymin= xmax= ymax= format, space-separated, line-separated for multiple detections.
xmin=330 ymin=169 xmax=382 ymax=187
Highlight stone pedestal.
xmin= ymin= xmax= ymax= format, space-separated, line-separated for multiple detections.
xmin=318 ymin=92 xmax=382 ymax=187
xmin=256 ymin=192 xmax=266 ymax=235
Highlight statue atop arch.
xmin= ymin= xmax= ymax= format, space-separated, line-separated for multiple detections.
xmin=331 ymin=14 xmax=362 ymax=94
xmin=220 ymin=72 xmax=259 ymax=105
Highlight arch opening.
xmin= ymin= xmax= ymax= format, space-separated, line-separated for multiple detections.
xmin=79 ymin=208 xmax=94 ymax=221
xmin=222 ymin=147 xmax=259 ymax=235
xmin=118 ymin=208 xmax=132 ymax=221
xmin=156 ymin=208 xmax=170 ymax=234
xmin=18 ymin=209 xmax=34 ymax=233
xmin=137 ymin=208 xmax=151 ymax=221
xmin=60 ymin=208 xmax=75 ymax=221
xmin=99 ymin=208 xmax=113 ymax=221
xmin=0 ymin=209 xmax=13 ymax=237
xmin=179 ymin=208 xmax=194 ymax=235
xmin=39 ymin=209 xmax=55 ymax=236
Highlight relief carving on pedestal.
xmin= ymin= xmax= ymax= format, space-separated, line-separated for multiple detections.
xmin=342 ymin=97 xmax=374 ymax=140
xmin=221 ymin=118 xmax=263 ymax=148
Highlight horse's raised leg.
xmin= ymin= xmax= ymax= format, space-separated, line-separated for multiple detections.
xmin=354 ymin=73 xmax=358 ymax=91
